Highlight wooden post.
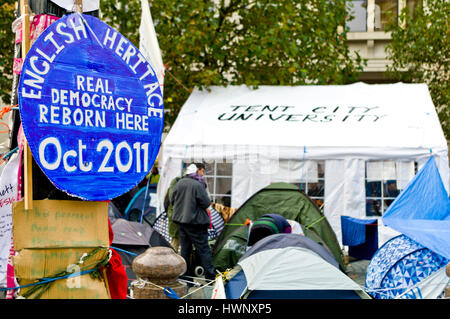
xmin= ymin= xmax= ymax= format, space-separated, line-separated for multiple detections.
xmin=20 ymin=0 xmax=33 ymax=211
xmin=75 ymin=0 xmax=82 ymax=13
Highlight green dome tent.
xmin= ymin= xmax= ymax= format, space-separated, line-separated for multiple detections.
xmin=212 ymin=182 xmax=345 ymax=271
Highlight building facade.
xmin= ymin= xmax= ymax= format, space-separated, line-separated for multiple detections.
xmin=346 ymin=0 xmax=418 ymax=83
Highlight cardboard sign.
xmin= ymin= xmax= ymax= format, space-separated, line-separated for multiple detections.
xmin=12 ymin=199 xmax=109 ymax=250
xmin=18 ymin=13 xmax=164 ymax=200
xmin=14 ymin=247 xmax=110 ymax=299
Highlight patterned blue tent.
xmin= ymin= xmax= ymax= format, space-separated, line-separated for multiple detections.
xmin=365 ymin=235 xmax=448 ymax=299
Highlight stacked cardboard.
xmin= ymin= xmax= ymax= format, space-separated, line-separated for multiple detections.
xmin=12 ymin=200 xmax=110 ymax=299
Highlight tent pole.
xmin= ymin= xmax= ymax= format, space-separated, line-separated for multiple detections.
xmin=20 ymin=0 xmax=33 ymax=210
xmin=140 ymin=180 xmax=151 ymax=223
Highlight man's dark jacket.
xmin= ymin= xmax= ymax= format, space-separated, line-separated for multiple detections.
xmin=171 ymin=175 xmax=211 ymax=226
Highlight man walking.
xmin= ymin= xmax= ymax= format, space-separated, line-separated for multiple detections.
xmin=171 ymin=163 xmax=216 ymax=280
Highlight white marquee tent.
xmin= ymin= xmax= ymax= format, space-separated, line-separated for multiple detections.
xmin=157 ymin=83 xmax=449 ymax=247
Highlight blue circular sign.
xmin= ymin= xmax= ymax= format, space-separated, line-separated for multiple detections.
xmin=18 ymin=13 xmax=164 ymax=201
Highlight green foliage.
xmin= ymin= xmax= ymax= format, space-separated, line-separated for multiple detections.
xmin=0 ymin=1 xmax=16 ymax=105
xmin=385 ymin=0 xmax=449 ymax=139
xmin=101 ymin=0 xmax=364 ymax=128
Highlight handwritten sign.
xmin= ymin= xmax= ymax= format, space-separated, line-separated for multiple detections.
xmin=218 ymin=105 xmax=386 ymax=123
xmin=12 ymin=200 xmax=109 ymax=250
xmin=18 ymin=13 xmax=164 ymax=200
xmin=0 ymin=153 xmax=19 ymax=286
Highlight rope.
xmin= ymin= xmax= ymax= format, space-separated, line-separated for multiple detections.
xmin=180 ymin=278 xmax=216 ymax=299
xmin=130 ymin=278 xmax=183 ymax=299
xmin=225 ymin=218 xmax=251 ymax=227
xmin=164 ymin=64 xmax=191 ymax=93
xmin=76 ymin=12 xmax=104 ymax=48
xmin=0 ymin=104 xmax=16 ymax=119
xmin=0 ymin=269 xmax=97 ymax=292
xmin=305 ymin=215 xmax=326 ymax=230
xmin=110 ymin=246 xmax=138 ymax=257
xmin=0 ymin=104 xmax=17 ymax=135
xmin=129 ymin=274 xmax=217 ymax=299
xmin=1 ymin=247 xmax=111 ymax=299
xmin=0 ymin=122 xmax=10 ymax=134
xmin=0 ymin=147 xmax=19 ymax=165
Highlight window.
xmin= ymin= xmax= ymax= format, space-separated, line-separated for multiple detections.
xmin=365 ymin=160 xmax=417 ymax=216
xmin=182 ymin=161 xmax=232 ymax=206
xmin=346 ymin=0 xmax=401 ymax=32
xmin=374 ymin=0 xmax=398 ymax=31
xmin=204 ymin=162 xmax=232 ymax=206
xmin=346 ymin=0 xmax=367 ymax=32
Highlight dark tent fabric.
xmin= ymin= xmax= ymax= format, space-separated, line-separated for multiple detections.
xmin=111 ymin=218 xmax=172 ymax=289
xmin=247 ymin=214 xmax=292 ymax=247
xmin=108 ymin=201 xmax=124 ymax=223
xmin=212 ymin=182 xmax=344 ymax=271
xmin=112 ymin=218 xmax=154 ymax=246
xmin=341 ymin=216 xmax=378 ymax=260
xmin=382 ymin=156 xmax=450 ymax=260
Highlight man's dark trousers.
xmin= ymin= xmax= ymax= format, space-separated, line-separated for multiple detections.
xmin=178 ymin=223 xmax=216 ymax=279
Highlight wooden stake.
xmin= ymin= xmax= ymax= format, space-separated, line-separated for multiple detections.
xmin=75 ymin=0 xmax=83 ymax=13
xmin=20 ymin=0 xmax=33 ymax=211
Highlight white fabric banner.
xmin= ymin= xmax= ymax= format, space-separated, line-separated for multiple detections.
xmin=156 ymin=158 xmax=182 ymax=215
xmin=0 ymin=153 xmax=19 ymax=287
xmin=396 ymin=161 xmax=415 ymax=190
xmin=270 ymin=160 xmax=318 ymax=183
xmin=324 ymin=159 xmax=366 ymax=247
xmin=211 ymin=277 xmax=226 ymax=299
xmin=324 ymin=159 xmax=345 ymax=246
xmin=139 ymin=0 xmax=164 ymax=94
xmin=343 ymin=158 xmax=366 ymax=219
xmin=367 ymin=161 xmax=396 ymax=181
xmin=231 ymin=159 xmax=271 ymax=208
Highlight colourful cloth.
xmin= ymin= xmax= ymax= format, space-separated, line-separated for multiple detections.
xmin=104 ymin=218 xmax=128 ymax=299
xmin=187 ymin=173 xmax=207 ymax=188
xmin=341 ymin=216 xmax=377 ymax=246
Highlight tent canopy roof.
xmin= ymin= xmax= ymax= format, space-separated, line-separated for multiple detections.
xmin=239 ymin=246 xmax=362 ymax=292
xmin=163 ymin=83 xmax=447 ymax=159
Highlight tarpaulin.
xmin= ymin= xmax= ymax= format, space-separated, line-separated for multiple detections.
xmin=383 ymin=156 xmax=450 ymax=259
xmin=341 ymin=216 xmax=377 ymax=246
xmin=341 ymin=216 xmax=378 ymax=260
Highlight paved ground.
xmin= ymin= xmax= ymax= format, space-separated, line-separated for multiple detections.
xmin=345 ymin=259 xmax=370 ymax=288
